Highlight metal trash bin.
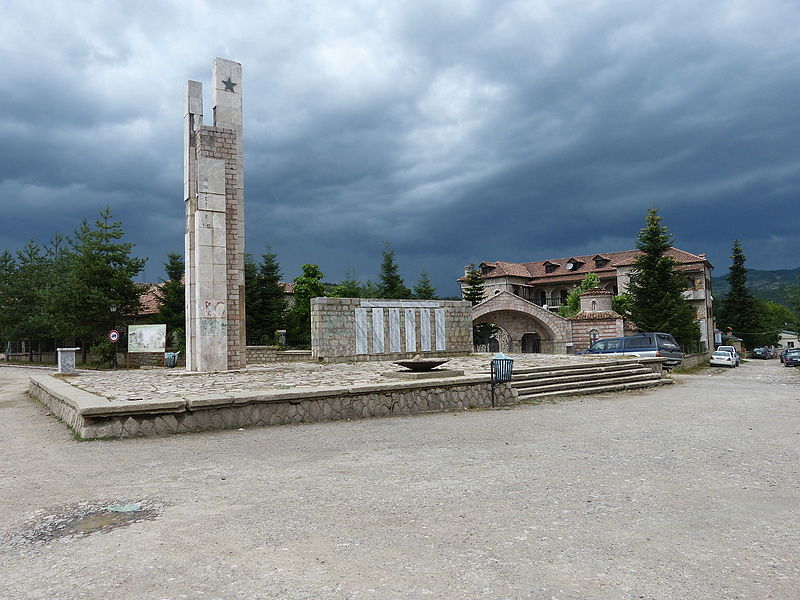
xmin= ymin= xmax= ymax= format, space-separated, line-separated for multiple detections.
xmin=164 ymin=351 xmax=180 ymax=368
xmin=490 ymin=352 xmax=514 ymax=408
xmin=490 ymin=352 xmax=514 ymax=383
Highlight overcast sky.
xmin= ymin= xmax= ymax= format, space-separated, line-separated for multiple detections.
xmin=2 ymin=0 xmax=798 ymax=296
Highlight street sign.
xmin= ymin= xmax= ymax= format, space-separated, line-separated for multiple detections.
xmin=109 ymin=330 xmax=120 ymax=343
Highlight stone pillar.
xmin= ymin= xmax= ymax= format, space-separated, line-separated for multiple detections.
xmin=184 ymin=58 xmax=245 ymax=371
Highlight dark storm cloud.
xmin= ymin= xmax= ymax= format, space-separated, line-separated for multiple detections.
xmin=1 ymin=0 xmax=799 ymax=295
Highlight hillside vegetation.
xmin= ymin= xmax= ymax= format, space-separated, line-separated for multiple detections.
xmin=712 ymin=267 xmax=799 ymax=306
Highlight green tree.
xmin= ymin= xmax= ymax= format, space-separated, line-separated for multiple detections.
xmin=11 ymin=241 xmax=53 ymax=353
xmin=378 ymin=242 xmax=410 ymax=299
xmin=626 ymin=208 xmax=700 ymax=349
xmin=330 ymin=269 xmax=363 ymax=298
xmin=557 ymin=272 xmax=600 ymax=317
xmin=155 ymin=253 xmax=185 ymax=350
xmin=245 ymin=247 xmax=286 ymax=345
xmin=60 ymin=207 xmax=146 ymax=362
xmin=0 ymin=250 xmax=17 ymax=349
xmin=286 ymin=264 xmax=325 ymax=346
xmin=757 ymin=298 xmax=791 ymax=345
xmin=412 ymin=270 xmax=437 ymax=299
xmin=716 ymin=240 xmax=770 ymax=349
xmin=462 ymin=264 xmax=486 ymax=306
xmin=786 ymin=276 xmax=800 ymax=333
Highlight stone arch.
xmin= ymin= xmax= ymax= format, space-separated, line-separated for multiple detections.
xmin=472 ymin=291 xmax=572 ymax=354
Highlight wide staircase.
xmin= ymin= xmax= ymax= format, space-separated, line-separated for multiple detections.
xmin=507 ymin=360 xmax=673 ymax=402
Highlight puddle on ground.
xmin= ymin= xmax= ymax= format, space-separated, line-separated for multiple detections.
xmin=1 ymin=499 xmax=163 ymax=549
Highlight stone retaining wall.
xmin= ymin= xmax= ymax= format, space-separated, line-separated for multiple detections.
xmin=680 ymin=352 xmax=712 ymax=369
xmin=245 ymin=347 xmax=313 ymax=364
xmin=29 ymin=374 xmax=517 ymax=440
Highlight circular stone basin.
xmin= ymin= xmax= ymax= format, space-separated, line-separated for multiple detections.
xmin=394 ymin=359 xmax=450 ymax=372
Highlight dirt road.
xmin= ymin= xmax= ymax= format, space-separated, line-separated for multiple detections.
xmin=1 ymin=361 xmax=798 ymax=599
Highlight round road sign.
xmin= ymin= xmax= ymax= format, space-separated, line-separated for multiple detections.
xmin=108 ymin=330 xmax=120 ymax=343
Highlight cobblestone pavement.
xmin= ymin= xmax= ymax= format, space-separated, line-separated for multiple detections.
xmin=1 ymin=359 xmax=798 ymax=599
xmin=68 ymin=353 xmax=600 ymax=401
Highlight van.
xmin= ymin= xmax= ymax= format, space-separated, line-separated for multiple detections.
xmin=584 ymin=332 xmax=684 ymax=366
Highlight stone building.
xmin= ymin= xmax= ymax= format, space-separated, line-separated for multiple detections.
xmin=461 ymin=247 xmax=714 ymax=353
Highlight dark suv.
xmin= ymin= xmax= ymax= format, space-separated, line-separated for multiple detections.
xmin=584 ymin=332 xmax=684 ymax=366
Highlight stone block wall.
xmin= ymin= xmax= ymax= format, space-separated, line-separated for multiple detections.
xmin=569 ymin=318 xmax=625 ymax=352
xmin=311 ymin=298 xmax=472 ymax=362
xmin=29 ymin=374 xmax=517 ymax=439
xmin=245 ymin=346 xmax=313 ymax=363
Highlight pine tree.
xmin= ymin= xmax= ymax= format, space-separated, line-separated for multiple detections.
xmin=245 ymin=248 xmax=287 ymax=345
xmin=557 ymin=272 xmax=600 ymax=317
xmin=155 ymin=253 xmax=185 ymax=350
xmin=330 ymin=269 xmax=363 ymax=298
xmin=626 ymin=208 xmax=700 ymax=349
xmin=60 ymin=207 xmax=146 ymax=360
xmin=0 ymin=250 xmax=17 ymax=348
xmin=412 ymin=270 xmax=437 ymax=300
xmin=462 ymin=264 xmax=486 ymax=306
xmin=716 ymin=240 xmax=770 ymax=349
xmin=286 ymin=264 xmax=325 ymax=346
xmin=378 ymin=242 xmax=410 ymax=299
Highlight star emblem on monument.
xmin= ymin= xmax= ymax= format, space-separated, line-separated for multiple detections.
xmin=222 ymin=77 xmax=237 ymax=92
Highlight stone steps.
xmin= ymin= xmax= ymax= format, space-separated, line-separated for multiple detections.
xmin=507 ymin=361 xmax=671 ymax=402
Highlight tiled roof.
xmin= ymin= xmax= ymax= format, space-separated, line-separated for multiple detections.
xmin=279 ymin=282 xmax=295 ymax=294
xmin=477 ymin=247 xmax=710 ymax=283
xmin=137 ymin=283 xmax=161 ymax=315
xmin=579 ymin=287 xmax=613 ymax=296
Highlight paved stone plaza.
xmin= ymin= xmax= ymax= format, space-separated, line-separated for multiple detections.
xmin=67 ymin=353 xmax=597 ymax=402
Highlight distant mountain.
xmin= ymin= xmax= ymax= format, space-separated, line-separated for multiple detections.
xmin=712 ymin=268 xmax=800 ymax=306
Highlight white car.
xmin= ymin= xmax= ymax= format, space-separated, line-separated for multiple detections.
xmin=716 ymin=345 xmax=740 ymax=366
xmin=710 ymin=350 xmax=736 ymax=368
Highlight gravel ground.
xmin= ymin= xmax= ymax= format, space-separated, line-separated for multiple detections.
xmin=65 ymin=353 xmax=602 ymax=401
xmin=1 ymin=359 xmax=798 ymax=599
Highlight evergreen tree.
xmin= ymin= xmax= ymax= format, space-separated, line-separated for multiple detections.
xmin=626 ymin=208 xmax=700 ymax=349
xmin=286 ymin=264 xmax=325 ymax=346
xmin=155 ymin=253 xmax=185 ymax=350
xmin=59 ymin=207 xmax=146 ymax=360
xmin=12 ymin=241 xmax=52 ymax=349
xmin=330 ymin=269 xmax=363 ymax=298
xmin=378 ymin=242 xmax=410 ymax=299
xmin=412 ymin=270 xmax=437 ymax=300
xmin=786 ymin=276 xmax=800 ymax=333
xmin=245 ymin=248 xmax=287 ymax=345
xmin=462 ymin=264 xmax=486 ymax=306
xmin=716 ymin=240 xmax=770 ymax=349
xmin=257 ymin=247 xmax=286 ymax=344
xmin=0 ymin=250 xmax=17 ymax=348
xmin=557 ymin=272 xmax=600 ymax=317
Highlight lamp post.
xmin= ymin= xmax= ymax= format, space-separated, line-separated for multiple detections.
xmin=110 ymin=303 xmax=118 ymax=370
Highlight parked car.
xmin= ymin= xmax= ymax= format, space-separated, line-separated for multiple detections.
xmin=784 ymin=349 xmax=800 ymax=367
xmin=583 ymin=332 xmax=684 ymax=366
xmin=765 ymin=347 xmax=778 ymax=359
xmin=750 ymin=347 xmax=770 ymax=359
xmin=710 ymin=350 xmax=736 ymax=368
xmin=716 ymin=345 xmax=740 ymax=367
xmin=780 ymin=348 xmax=794 ymax=364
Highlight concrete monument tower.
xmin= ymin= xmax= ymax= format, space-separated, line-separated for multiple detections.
xmin=184 ymin=58 xmax=245 ymax=371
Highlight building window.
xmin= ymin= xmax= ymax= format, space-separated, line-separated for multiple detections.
xmin=591 ymin=300 xmax=597 ymax=311
xmin=589 ymin=329 xmax=600 ymax=344
xmin=560 ymin=289 xmax=568 ymax=305
xmin=545 ymin=263 xmax=557 ymax=273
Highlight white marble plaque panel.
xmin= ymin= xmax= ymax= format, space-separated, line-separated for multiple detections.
xmin=389 ymin=308 xmax=401 ymax=353
xmin=372 ymin=308 xmax=385 ymax=354
xmin=420 ymin=309 xmax=431 ymax=351
xmin=355 ymin=308 xmax=368 ymax=354
xmin=405 ymin=309 xmax=417 ymax=352
xmin=435 ymin=308 xmax=446 ymax=350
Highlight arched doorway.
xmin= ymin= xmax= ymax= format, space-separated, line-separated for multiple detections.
xmin=521 ymin=332 xmax=541 ymax=353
